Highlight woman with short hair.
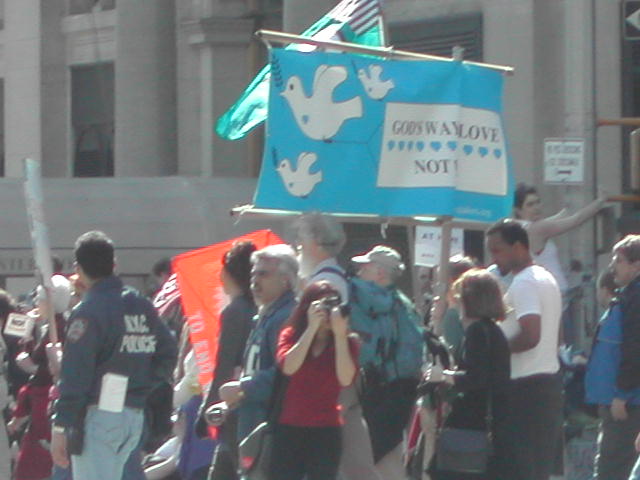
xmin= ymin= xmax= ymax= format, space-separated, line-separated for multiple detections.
xmin=424 ymin=269 xmax=511 ymax=480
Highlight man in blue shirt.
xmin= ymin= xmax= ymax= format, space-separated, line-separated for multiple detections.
xmin=51 ymin=231 xmax=177 ymax=480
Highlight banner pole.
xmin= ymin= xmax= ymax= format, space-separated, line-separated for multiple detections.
xmin=23 ymin=158 xmax=58 ymax=345
xmin=255 ymin=29 xmax=515 ymax=75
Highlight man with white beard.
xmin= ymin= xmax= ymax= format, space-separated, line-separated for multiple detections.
xmin=294 ymin=212 xmax=349 ymax=302
xmin=293 ymin=212 xmax=383 ymax=480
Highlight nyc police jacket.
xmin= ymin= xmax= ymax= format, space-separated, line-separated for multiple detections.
xmin=53 ymin=275 xmax=177 ymax=428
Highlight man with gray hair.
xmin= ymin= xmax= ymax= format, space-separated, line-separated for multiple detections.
xmin=294 ymin=212 xmax=349 ymax=301
xmin=218 ymin=244 xmax=298 ymax=442
xmin=350 ymin=246 xmax=424 ymax=480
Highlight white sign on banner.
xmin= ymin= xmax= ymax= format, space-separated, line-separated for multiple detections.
xmin=415 ymin=226 xmax=464 ymax=267
xmin=544 ymin=138 xmax=584 ymax=184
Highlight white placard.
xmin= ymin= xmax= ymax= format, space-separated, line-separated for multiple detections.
xmin=544 ymin=138 xmax=584 ymax=184
xmin=23 ymin=159 xmax=54 ymax=287
xmin=98 ymin=373 xmax=128 ymax=413
xmin=415 ymin=226 xmax=464 ymax=267
xmin=3 ymin=313 xmax=35 ymax=338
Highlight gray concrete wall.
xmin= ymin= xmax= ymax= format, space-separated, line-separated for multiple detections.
xmin=0 ymin=177 xmax=284 ymax=277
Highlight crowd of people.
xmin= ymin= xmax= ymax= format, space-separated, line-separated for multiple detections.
xmin=0 ymin=186 xmax=639 ymax=480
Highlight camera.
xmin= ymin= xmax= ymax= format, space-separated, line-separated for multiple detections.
xmin=319 ymin=295 xmax=342 ymax=312
xmin=204 ymin=402 xmax=228 ymax=427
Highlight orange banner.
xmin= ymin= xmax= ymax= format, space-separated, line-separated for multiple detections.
xmin=173 ymin=230 xmax=284 ymax=388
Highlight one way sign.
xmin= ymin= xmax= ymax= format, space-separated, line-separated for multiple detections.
xmin=624 ymin=0 xmax=640 ymax=40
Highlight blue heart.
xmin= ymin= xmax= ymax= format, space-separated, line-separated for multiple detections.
xmin=463 ymin=145 xmax=473 ymax=155
xmin=387 ymin=140 xmax=396 ymax=151
xmin=416 ymin=141 xmax=425 ymax=152
xmin=479 ymin=147 xmax=488 ymax=157
xmin=494 ymin=149 xmax=502 ymax=158
xmin=447 ymin=141 xmax=458 ymax=151
xmin=398 ymin=141 xmax=406 ymax=151
xmin=407 ymin=141 xmax=414 ymax=151
xmin=430 ymin=141 xmax=442 ymax=152
xmin=302 ymin=115 xmax=309 ymax=124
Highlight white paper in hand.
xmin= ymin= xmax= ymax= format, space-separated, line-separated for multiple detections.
xmin=3 ymin=313 xmax=35 ymax=338
xmin=98 ymin=373 xmax=128 ymax=413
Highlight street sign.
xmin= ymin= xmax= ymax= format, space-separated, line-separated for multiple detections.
xmin=544 ymin=138 xmax=585 ymax=184
xmin=624 ymin=0 xmax=640 ymax=40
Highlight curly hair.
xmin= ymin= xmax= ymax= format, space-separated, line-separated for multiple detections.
xmin=222 ymin=241 xmax=257 ymax=296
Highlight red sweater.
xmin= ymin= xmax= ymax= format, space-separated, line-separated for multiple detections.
xmin=277 ymin=326 xmax=358 ymax=427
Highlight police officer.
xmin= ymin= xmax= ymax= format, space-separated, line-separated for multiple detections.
xmin=51 ymin=231 xmax=177 ymax=480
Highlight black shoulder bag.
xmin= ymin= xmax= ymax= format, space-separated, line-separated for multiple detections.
xmin=435 ymin=321 xmax=494 ymax=474
xmin=238 ymin=370 xmax=288 ymax=480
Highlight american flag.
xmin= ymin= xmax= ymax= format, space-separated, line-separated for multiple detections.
xmin=329 ymin=0 xmax=383 ymax=36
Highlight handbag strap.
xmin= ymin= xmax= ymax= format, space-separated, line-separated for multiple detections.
xmin=480 ymin=320 xmax=493 ymax=440
xmin=266 ymin=369 xmax=288 ymax=425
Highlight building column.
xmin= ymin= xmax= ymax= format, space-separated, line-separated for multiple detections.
xmin=114 ymin=0 xmax=177 ymax=176
xmin=4 ymin=0 xmax=42 ymax=177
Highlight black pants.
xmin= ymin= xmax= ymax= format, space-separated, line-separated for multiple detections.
xmin=500 ymin=373 xmax=563 ymax=480
xmin=268 ymin=424 xmax=342 ymax=480
xmin=594 ymin=405 xmax=640 ymax=480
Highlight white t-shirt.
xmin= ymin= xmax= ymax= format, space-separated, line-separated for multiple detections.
xmin=500 ymin=265 xmax=561 ymax=379
xmin=533 ymin=239 xmax=568 ymax=293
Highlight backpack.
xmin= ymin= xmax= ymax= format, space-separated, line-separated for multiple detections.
xmin=348 ymin=277 xmax=425 ymax=385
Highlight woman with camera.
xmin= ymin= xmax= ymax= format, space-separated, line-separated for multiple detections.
xmin=268 ymin=281 xmax=358 ymax=480
xmin=423 ymin=269 xmax=511 ymax=480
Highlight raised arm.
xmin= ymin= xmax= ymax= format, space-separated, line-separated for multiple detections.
xmin=529 ymin=196 xmax=606 ymax=241
xmin=280 ymin=303 xmax=323 ymax=375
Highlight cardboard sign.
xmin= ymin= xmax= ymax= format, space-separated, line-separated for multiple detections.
xmin=3 ymin=312 xmax=35 ymax=338
xmin=414 ymin=226 xmax=463 ymax=267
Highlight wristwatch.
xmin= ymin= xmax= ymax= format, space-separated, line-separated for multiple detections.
xmin=52 ymin=425 xmax=66 ymax=435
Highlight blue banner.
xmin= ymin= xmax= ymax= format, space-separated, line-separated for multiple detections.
xmin=254 ymin=48 xmax=514 ymax=222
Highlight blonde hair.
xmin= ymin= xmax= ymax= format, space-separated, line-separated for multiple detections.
xmin=451 ymin=268 xmax=506 ymax=321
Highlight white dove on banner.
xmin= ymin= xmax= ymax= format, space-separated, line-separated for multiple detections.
xmin=358 ymin=64 xmax=394 ymax=100
xmin=276 ymin=152 xmax=323 ymax=197
xmin=281 ymin=65 xmax=362 ymax=140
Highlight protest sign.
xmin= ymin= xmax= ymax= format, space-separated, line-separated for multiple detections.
xmin=254 ymin=49 xmax=513 ymax=221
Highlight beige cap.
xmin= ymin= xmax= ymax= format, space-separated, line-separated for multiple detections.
xmin=351 ymin=245 xmax=405 ymax=273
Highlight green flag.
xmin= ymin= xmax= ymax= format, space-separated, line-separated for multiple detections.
xmin=216 ymin=0 xmax=384 ymax=141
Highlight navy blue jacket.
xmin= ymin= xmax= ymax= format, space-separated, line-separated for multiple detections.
xmin=617 ymin=275 xmax=640 ymax=393
xmin=53 ymin=276 xmax=177 ymax=427
xmin=237 ymin=290 xmax=296 ymax=440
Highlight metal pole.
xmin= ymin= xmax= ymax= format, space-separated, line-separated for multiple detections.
xmin=255 ymin=29 xmax=515 ymax=75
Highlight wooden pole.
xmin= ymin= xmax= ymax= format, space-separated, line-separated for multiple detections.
xmin=597 ymin=118 xmax=640 ymax=127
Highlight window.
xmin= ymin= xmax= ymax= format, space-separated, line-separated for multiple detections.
xmin=71 ymin=63 xmax=114 ymax=177
xmin=388 ymin=13 xmax=483 ymax=61
xmin=67 ymin=0 xmax=115 ymax=15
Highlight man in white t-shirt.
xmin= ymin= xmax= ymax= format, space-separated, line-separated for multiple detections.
xmin=486 ymin=219 xmax=563 ymax=480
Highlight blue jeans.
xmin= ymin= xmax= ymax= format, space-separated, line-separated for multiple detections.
xmin=71 ymin=406 xmax=144 ymax=480
xmin=51 ymin=465 xmax=73 ymax=480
